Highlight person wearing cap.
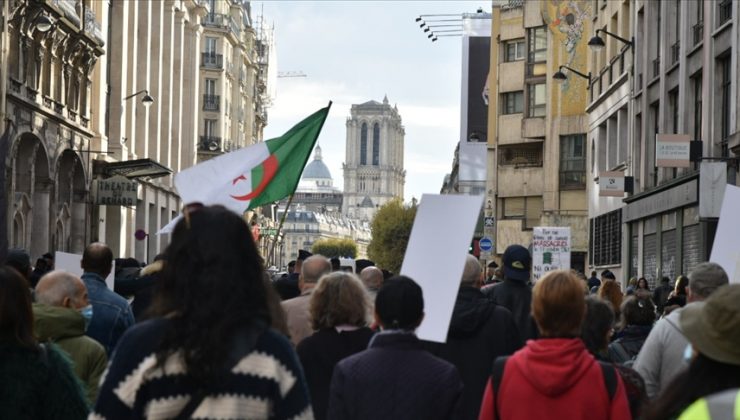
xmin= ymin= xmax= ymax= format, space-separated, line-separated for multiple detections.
xmin=275 ymin=250 xmax=312 ymax=300
xmin=282 ymin=255 xmax=332 ymax=346
xmin=327 ymin=276 xmax=463 ymax=420
xmin=4 ymin=248 xmax=33 ymax=283
xmin=634 ymin=262 xmax=730 ymax=399
xmin=484 ymin=261 xmax=499 ymax=285
xmin=644 ymin=284 xmax=740 ymax=419
xmin=483 ymin=245 xmax=538 ymax=342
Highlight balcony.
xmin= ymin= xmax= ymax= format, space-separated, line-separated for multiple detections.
xmin=670 ymin=42 xmax=680 ymax=65
xmin=203 ymin=13 xmax=240 ymax=38
xmin=719 ymin=0 xmax=732 ymax=26
xmin=201 ymin=53 xmax=223 ymax=69
xmin=199 ymin=136 xmax=222 ymax=152
xmin=693 ymin=22 xmax=703 ymax=45
xmin=203 ymin=94 xmax=219 ymax=111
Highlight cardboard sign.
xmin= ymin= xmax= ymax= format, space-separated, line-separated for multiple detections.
xmin=55 ymin=251 xmax=115 ymax=290
xmin=532 ymin=227 xmax=571 ymax=282
xmin=401 ymin=194 xmax=484 ymax=342
xmin=710 ymin=184 xmax=740 ymax=283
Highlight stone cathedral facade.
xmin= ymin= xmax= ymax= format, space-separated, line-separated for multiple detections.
xmin=342 ymin=96 xmax=405 ymax=222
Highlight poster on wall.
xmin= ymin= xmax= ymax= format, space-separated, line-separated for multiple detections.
xmin=532 ymin=227 xmax=571 ymax=282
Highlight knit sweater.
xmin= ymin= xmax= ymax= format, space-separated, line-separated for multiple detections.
xmin=92 ymin=318 xmax=313 ymax=420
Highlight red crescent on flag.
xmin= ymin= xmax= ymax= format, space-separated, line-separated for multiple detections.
xmin=230 ymin=155 xmax=279 ymax=201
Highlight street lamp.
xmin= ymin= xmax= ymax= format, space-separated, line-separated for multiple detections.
xmin=123 ymin=89 xmax=154 ymax=107
xmin=588 ymin=29 xmax=634 ymax=51
xmin=553 ymin=65 xmax=591 ymax=86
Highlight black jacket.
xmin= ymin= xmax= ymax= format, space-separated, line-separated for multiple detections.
xmin=483 ymin=278 xmax=538 ymax=342
xmin=422 ymin=287 xmax=523 ymax=420
xmin=274 ymin=273 xmax=301 ymax=300
xmin=328 ymin=331 xmax=462 ymax=420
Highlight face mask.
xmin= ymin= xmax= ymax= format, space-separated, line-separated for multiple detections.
xmin=79 ymin=305 xmax=93 ymax=332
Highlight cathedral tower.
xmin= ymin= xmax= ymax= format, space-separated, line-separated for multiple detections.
xmin=342 ymin=96 xmax=405 ymax=221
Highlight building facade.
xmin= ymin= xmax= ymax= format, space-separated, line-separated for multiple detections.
xmin=587 ymin=0 xmax=740 ymax=286
xmin=342 ymin=96 xmax=405 ymax=222
xmin=485 ymin=0 xmax=592 ymax=272
xmin=1 ymin=0 xmax=106 ymax=259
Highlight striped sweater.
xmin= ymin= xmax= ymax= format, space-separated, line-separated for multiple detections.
xmin=91 ymin=318 xmax=313 ymax=420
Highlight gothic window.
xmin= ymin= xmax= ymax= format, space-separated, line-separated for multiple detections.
xmin=372 ymin=123 xmax=380 ymax=166
xmin=360 ymin=123 xmax=368 ymax=165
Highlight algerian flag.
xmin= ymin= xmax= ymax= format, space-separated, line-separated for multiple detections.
xmin=170 ymin=103 xmax=331 ymax=223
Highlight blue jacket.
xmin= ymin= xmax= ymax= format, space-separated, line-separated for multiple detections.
xmin=82 ymin=272 xmax=135 ymax=356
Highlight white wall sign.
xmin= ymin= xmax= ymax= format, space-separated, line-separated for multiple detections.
xmin=401 ymin=194 xmax=483 ymax=343
xmin=656 ymin=134 xmax=691 ymax=168
xmin=532 ymin=227 xmax=571 ymax=282
xmin=599 ymin=171 xmax=625 ymax=197
xmin=710 ymin=185 xmax=740 ymax=283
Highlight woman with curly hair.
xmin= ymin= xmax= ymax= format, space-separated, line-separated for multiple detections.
xmin=93 ymin=205 xmax=311 ymax=419
xmin=297 ymin=271 xmax=374 ymax=420
xmin=598 ymin=279 xmax=624 ymax=323
xmin=0 ymin=266 xmax=88 ymax=418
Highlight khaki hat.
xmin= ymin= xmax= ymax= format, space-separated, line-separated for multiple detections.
xmin=681 ymin=284 xmax=740 ymax=366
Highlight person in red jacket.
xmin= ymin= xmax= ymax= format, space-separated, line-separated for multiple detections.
xmin=478 ymin=269 xmax=631 ymax=420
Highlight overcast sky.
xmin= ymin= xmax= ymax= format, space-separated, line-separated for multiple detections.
xmin=259 ymin=1 xmax=488 ymax=202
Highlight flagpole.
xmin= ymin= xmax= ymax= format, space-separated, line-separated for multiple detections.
xmin=267 ymin=193 xmax=295 ymax=268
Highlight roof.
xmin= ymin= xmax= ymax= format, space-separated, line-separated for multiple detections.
xmin=358 ymin=100 xmax=382 ymax=106
xmin=301 ymin=145 xmax=332 ymax=180
xmin=360 ymin=196 xmax=375 ymax=208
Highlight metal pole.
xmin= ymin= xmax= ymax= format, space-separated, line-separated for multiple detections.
xmin=266 ymin=193 xmax=294 ymax=265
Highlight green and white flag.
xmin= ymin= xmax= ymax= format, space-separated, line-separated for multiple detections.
xmin=172 ymin=103 xmax=331 ymax=218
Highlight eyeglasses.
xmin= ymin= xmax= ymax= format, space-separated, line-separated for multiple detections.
xmin=182 ymin=202 xmax=205 ymax=229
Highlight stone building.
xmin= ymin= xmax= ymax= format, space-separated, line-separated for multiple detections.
xmin=342 ymin=96 xmax=405 ymax=222
xmin=0 ymin=0 xmax=106 ymax=258
xmin=484 ymin=0 xmax=592 ymax=273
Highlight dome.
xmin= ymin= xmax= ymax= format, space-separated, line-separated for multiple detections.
xmin=302 ymin=145 xmax=332 ymax=180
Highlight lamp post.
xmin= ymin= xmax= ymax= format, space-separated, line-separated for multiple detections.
xmin=123 ymin=89 xmax=154 ymax=106
xmin=552 ymin=65 xmax=592 ymax=86
xmin=588 ymin=29 xmax=634 ymax=50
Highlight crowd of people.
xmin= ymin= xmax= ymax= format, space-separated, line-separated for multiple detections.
xmin=1 ymin=204 xmax=739 ymax=419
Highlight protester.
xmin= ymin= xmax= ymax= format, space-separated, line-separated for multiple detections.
xmin=423 ymin=255 xmax=522 ymax=420
xmin=652 ymin=276 xmax=673 ymax=315
xmin=608 ymin=295 xmax=655 ymax=365
xmin=4 ymin=248 xmax=33 ymax=283
xmin=282 ymin=255 xmax=332 ymax=345
xmin=484 ymin=261 xmax=498 ymax=285
xmin=275 ymin=250 xmax=311 ymax=300
xmin=354 ymin=259 xmax=375 ymax=275
xmin=483 ymin=245 xmax=537 ymax=342
xmin=93 ymin=205 xmax=312 ymax=419
xmin=80 ymin=242 xmax=135 ymax=356
xmin=328 ymin=276 xmax=462 ymax=420
xmin=478 ymin=270 xmax=630 ymax=419
xmin=625 ymin=277 xmax=637 ymax=295
xmin=359 ymin=266 xmax=384 ymax=302
xmin=330 ymin=257 xmax=341 ymax=272
xmin=130 ymin=256 xmax=165 ymax=321
xmin=33 ymin=270 xmax=108 ymax=404
xmin=0 ymin=266 xmax=89 ymax=418
xmin=636 ymin=277 xmax=650 ymax=292
xmin=581 ymin=296 xmax=647 ymax=418
xmin=662 ymin=274 xmax=688 ymax=315
xmin=598 ymin=278 xmax=623 ymax=321
xmin=678 ymin=388 xmax=740 ymax=419
xmin=587 ymin=270 xmax=600 ymax=291
xmin=634 ymin=262 xmax=729 ymax=399
xmin=298 ymin=272 xmax=374 ymax=420
xmin=30 ymin=254 xmax=53 ymax=288
xmin=591 ymin=269 xmax=616 ymax=294
xmin=645 ymin=284 xmax=740 ymax=420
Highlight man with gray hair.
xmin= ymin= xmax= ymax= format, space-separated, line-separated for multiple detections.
xmin=360 ymin=266 xmax=384 ymax=300
xmin=282 ymin=255 xmax=332 ymax=346
xmin=634 ymin=262 xmax=729 ymax=399
xmin=34 ymin=270 xmax=108 ymax=404
xmin=422 ymin=254 xmax=522 ymax=420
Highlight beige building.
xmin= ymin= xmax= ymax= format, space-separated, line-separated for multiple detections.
xmin=0 ymin=0 xmax=106 ymax=258
xmin=485 ymin=0 xmax=591 ymax=272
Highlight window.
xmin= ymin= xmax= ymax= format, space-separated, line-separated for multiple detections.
xmin=501 ymin=196 xmax=542 ymax=230
xmin=360 ymin=123 xmax=368 ymax=165
xmin=694 ymin=0 xmax=704 ymax=45
xmin=693 ymin=72 xmax=702 ymax=141
xmin=590 ymin=209 xmax=622 ymax=266
xmin=205 ymin=78 xmax=216 ymax=95
xmin=669 ymin=89 xmax=679 ymax=134
xmin=504 ymin=39 xmax=525 ymax=62
xmin=718 ymin=0 xmax=732 ymax=26
xmin=527 ymin=83 xmax=545 ymax=117
xmin=372 ymin=123 xmax=380 ymax=166
xmin=499 ymin=142 xmax=543 ymax=167
xmin=205 ymin=37 xmax=217 ymax=54
xmin=720 ymin=55 xmax=731 ymax=157
xmin=560 ymin=134 xmax=586 ymax=189
xmin=204 ymin=119 xmax=217 ymax=137
xmin=527 ymin=27 xmax=547 ymax=62
xmin=502 ymin=91 xmax=523 ymax=114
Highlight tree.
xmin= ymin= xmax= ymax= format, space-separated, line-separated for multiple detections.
xmin=312 ymin=238 xmax=358 ymax=259
xmin=367 ymin=199 xmax=417 ymax=274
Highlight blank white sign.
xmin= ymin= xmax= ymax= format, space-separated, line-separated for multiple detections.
xmin=710 ymin=184 xmax=740 ymax=283
xmin=55 ymin=251 xmax=115 ymax=290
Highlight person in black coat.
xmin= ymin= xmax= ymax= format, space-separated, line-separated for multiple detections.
xmin=483 ymin=244 xmax=538 ymax=342
xmin=423 ymin=255 xmax=523 ymax=420
xmin=274 ymin=250 xmax=311 ymax=300
xmin=327 ymin=276 xmax=462 ymax=420
xmin=297 ymin=272 xmax=374 ymax=420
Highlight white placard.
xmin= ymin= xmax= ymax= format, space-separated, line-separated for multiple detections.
xmin=532 ymin=227 xmax=571 ymax=282
xmin=55 ymin=251 xmax=115 ymax=290
xmin=710 ymin=184 xmax=740 ymax=283
xmin=401 ymin=194 xmax=484 ymax=343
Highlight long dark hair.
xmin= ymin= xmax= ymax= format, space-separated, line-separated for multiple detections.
xmin=0 ymin=266 xmax=37 ymax=349
xmin=150 ymin=205 xmax=271 ymax=383
xmin=644 ymin=353 xmax=740 ymax=419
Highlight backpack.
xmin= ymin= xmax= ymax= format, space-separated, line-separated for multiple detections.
xmin=609 ymin=340 xmax=637 ymax=368
xmin=612 ymin=363 xmax=648 ymax=419
xmin=490 ymin=356 xmax=617 ymax=420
